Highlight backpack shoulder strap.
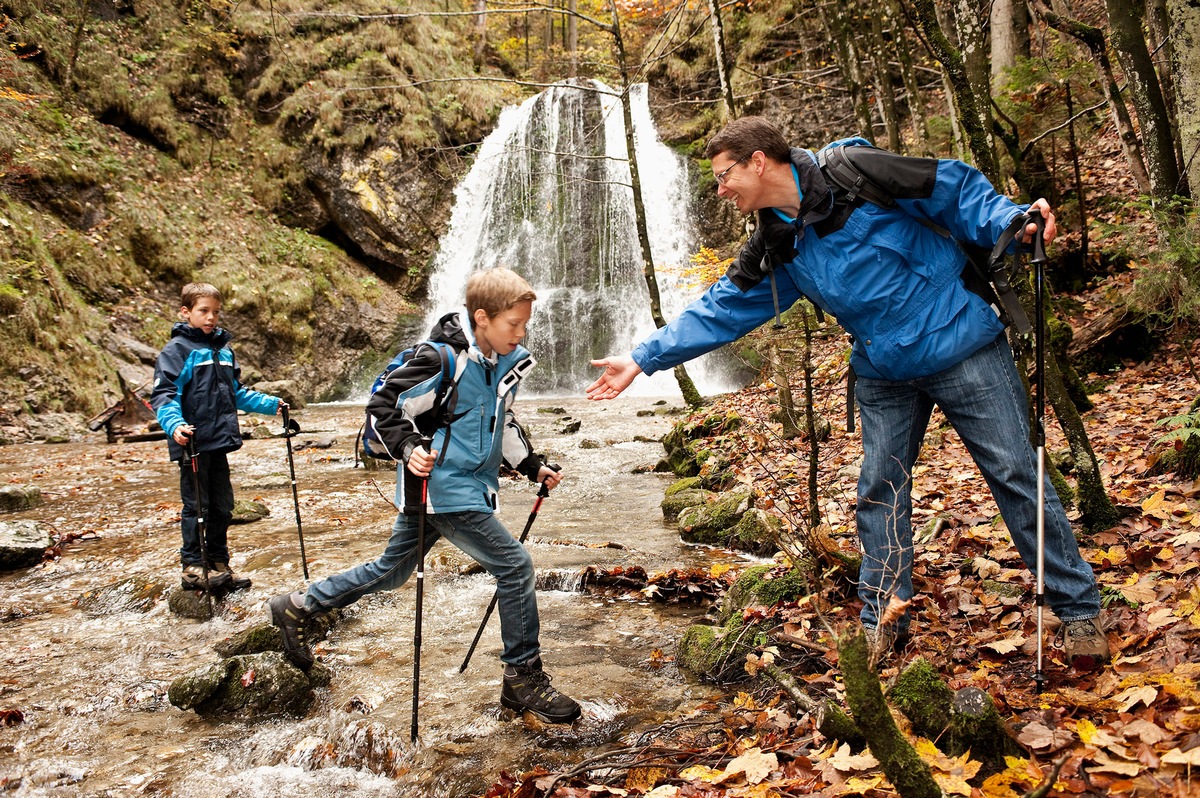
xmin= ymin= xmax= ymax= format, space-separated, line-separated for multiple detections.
xmin=818 ymin=145 xmax=896 ymax=208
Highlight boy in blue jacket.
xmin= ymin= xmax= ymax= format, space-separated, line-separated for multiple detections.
xmin=269 ymin=268 xmax=580 ymax=724
xmin=588 ymin=116 xmax=1109 ymax=670
xmin=152 ymin=282 xmax=284 ymax=593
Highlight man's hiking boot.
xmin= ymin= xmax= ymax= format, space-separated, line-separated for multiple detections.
xmin=863 ymin=624 xmax=911 ymax=668
xmin=268 ymin=592 xmax=314 ymax=671
xmin=1058 ymin=617 xmax=1110 ymax=670
xmin=181 ymin=563 xmax=232 ymax=592
xmin=208 ymin=561 xmax=251 ymax=592
xmin=500 ymin=657 xmax=581 ymax=723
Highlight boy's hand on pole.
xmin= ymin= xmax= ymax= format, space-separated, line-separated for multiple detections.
xmin=407 ymin=444 xmax=437 ymax=478
xmin=586 ymin=355 xmax=641 ymax=400
xmin=537 ymin=465 xmax=563 ymax=490
xmin=173 ymin=424 xmax=194 ymax=445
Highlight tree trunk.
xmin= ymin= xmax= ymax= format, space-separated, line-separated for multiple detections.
xmin=801 ymin=307 xmax=821 ymax=525
xmin=472 ymin=0 xmax=487 ymax=72
xmin=866 ymin=10 xmax=902 ymax=151
xmin=889 ymin=0 xmax=932 ymax=156
xmin=825 ymin=2 xmax=875 ymax=142
xmin=991 ymin=0 xmax=1031 ymax=93
xmin=609 ymin=2 xmax=702 ymax=407
xmin=1030 ymin=0 xmax=1153 ymax=195
xmin=1168 ymin=0 xmax=1200 ymax=196
xmin=1146 ymin=0 xmax=1178 ymax=135
xmin=839 ymin=630 xmax=942 ymax=798
xmin=1107 ymin=0 xmax=1184 ymax=199
xmin=952 ymin=0 xmax=994 ymax=157
xmin=773 ymin=343 xmax=803 ymax=441
xmin=911 ymin=0 xmax=999 ymax=183
xmin=706 ymin=0 xmax=737 ymax=120
xmin=567 ymin=0 xmax=578 ymax=76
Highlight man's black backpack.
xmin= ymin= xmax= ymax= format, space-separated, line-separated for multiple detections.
xmin=817 ymin=142 xmax=1032 ymax=334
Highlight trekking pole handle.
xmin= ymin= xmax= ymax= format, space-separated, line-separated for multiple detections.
xmin=1024 ymin=207 xmax=1047 ymax=263
xmin=536 ymin=463 xmax=562 ymax=499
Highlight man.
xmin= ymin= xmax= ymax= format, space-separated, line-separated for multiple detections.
xmin=587 ymin=116 xmax=1108 ymax=669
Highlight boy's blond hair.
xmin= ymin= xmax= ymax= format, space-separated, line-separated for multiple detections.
xmin=465 ymin=268 xmax=536 ymax=327
xmin=181 ymin=282 xmax=223 ymax=309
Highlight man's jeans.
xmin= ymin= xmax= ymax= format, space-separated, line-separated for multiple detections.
xmin=854 ymin=335 xmax=1100 ymax=630
xmin=305 ymin=510 xmax=540 ymax=666
xmin=178 ymin=451 xmax=234 ymax=565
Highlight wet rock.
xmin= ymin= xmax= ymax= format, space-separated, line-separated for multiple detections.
xmin=0 ymin=485 xmax=43 ymax=513
xmin=252 ymin=380 xmax=306 ymax=409
xmin=728 ymin=508 xmax=783 ymax=557
xmin=981 ymin=579 xmax=1025 ymax=599
xmin=230 ymin=499 xmax=269 ymax=524
xmin=167 ymin=651 xmax=331 ymax=719
xmin=105 ymin=333 xmax=160 ymax=366
xmin=558 ymin=419 xmax=581 ymax=435
xmin=294 ymin=435 xmax=336 ymax=451
xmin=75 ymin=576 xmax=167 ymax=615
xmin=537 ymin=406 xmax=567 ymax=415
xmin=241 ymin=474 xmax=291 ymax=491
xmin=248 ymin=424 xmax=276 ymax=439
xmin=661 ymin=488 xmax=715 ymax=522
xmin=676 ymin=617 xmax=757 ymax=682
xmin=578 ymin=439 xmax=602 ymax=449
xmin=0 ymin=520 xmax=51 ymax=571
xmin=212 ymin=615 xmax=341 ymax=658
xmin=168 ymin=588 xmax=221 ymax=620
xmin=677 ymin=489 xmax=753 ymax=547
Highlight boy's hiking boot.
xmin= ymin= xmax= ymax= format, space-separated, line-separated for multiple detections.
xmin=268 ymin=592 xmax=314 ymax=671
xmin=208 ymin=561 xmax=251 ymax=592
xmin=863 ymin=624 xmax=911 ymax=669
xmin=181 ymin=564 xmax=232 ymax=592
xmin=500 ymin=657 xmax=581 ymax=723
xmin=1058 ymin=617 xmax=1110 ymax=670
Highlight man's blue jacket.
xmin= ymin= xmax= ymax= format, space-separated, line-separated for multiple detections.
xmin=632 ymin=143 xmax=1029 ymax=382
xmin=152 ymin=323 xmax=280 ymax=461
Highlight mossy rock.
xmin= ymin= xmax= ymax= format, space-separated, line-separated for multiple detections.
xmin=719 ymin=564 xmax=809 ymax=624
xmin=230 ymin=499 xmax=270 ymax=524
xmin=889 ymin=658 xmax=954 ymax=741
xmin=212 ymin=614 xmax=341 ymax=658
xmin=661 ymin=488 xmax=715 ymax=522
xmin=664 ymin=477 xmax=703 ymax=497
xmin=677 ymin=489 xmax=752 ymax=547
xmin=676 ymin=615 xmax=761 ymax=682
xmin=0 ymin=485 xmax=43 ymax=513
xmin=75 ymin=576 xmax=167 ymax=616
xmin=981 ymin=579 xmax=1025 ymax=599
xmin=167 ymin=651 xmax=332 ymax=719
xmin=727 ymin=508 xmax=782 ymax=557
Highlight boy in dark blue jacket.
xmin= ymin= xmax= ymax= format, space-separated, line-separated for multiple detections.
xmin=268 ymin=268 xmax=581 ymax=724
xmin=152 ymin=282 xmax=283 ymax=593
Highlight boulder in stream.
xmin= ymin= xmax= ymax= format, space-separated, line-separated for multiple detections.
xmin=0 ymin=485 xmax=43 ymax=514
xmin=230 ymin=499 xmax=269 ymax=524
xmin=0 ymin=520 xmax=51 ymax=571
xmin=75 ymin=576 xmax=167 ymax=615
xmin=212 ymin=615 xmax=341 ymax=658
xmin=167 ymin=651 xmax=331 ymax=719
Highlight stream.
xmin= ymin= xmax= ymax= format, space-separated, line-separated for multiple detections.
xmin=0 ymin=397 xmax=752 ymax=797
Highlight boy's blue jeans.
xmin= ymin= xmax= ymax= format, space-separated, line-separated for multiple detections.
xmin=854 ymin=334 xmax=1101 ymax=631
xmin=305 ymin=509 xmax=540 ymax=666
xmin=178 ymin=451 xmax=234 ymax=565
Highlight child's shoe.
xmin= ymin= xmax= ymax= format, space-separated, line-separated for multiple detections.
xmin=181 ymin=563 xmax=232 ymax=592
xmin=500 ymin=657 xmax=581 ymax=723
xmin=268 ymin=592 xmax=314 ymax=671
xmin=208 ymin=561 xmax=252 ymax=592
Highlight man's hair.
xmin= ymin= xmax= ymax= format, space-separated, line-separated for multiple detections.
xmin=466 ymin=268 xmax=537 ymax=327
xmin=181 ymin=282 xmax=223 ymax=309
xmin=704 ymin=116 xmax=791 ymax=164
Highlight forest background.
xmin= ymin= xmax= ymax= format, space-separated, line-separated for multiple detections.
xmin=3 ymin=0 xmax=1200 ymax=796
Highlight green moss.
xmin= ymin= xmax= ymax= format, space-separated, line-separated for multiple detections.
xmin=720 ymin=564 xmax=808 ymax=624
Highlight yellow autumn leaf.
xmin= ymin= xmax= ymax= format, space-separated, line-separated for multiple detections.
xmin=1142 ymin=489 xmax=1166 ymax=512
xmin=1115 ymin=685 xmax=1159 ymax=712
xmin=679 ymin=765 xmax=724 ymax=783
xmin=983 ymin=634 xmax=1026 ymax=654
xmin=720 ymin=748 xmax=778 ymax=785
xmin=1162 ymin=747 xmax=1200 ymax=766
xmin=835 ymin=775 xmax=884 ymax=795
xmin=933 ymin=771 xmax=976 ymax=796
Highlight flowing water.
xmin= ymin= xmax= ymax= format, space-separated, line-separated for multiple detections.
xmin=0 ymin=398 xmax=751 ymax=797
xmin=425 ymin=79 xmax=742 ymax=396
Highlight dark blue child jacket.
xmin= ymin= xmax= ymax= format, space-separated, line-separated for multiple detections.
xmin=152 ymin=322 xmax=280 ymax=461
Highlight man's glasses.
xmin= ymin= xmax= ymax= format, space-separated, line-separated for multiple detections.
xmin=715 ymin=155 xmax=749 ymax=186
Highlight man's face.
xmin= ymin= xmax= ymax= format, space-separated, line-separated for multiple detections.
xmin=182 ymin=297 xmax=221 ymax=335
xmin=711 ymin=151 xmax=757 ymax=214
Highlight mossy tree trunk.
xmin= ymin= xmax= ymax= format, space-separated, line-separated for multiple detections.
xmin=609 ymin=1 xmax=701 ymax=407
xmin=839 ymin=630 xmax=942 ymax=798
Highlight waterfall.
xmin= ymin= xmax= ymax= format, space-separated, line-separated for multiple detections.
xmin=424 ymin=79 xmax=740 ymax=397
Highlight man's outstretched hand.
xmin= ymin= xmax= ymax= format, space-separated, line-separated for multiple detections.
xmin=586 ymin=355 xmax=642 ymax=401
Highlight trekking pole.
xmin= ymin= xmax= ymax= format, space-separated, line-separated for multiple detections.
xmin=185 ymin=436 xmax=214 ymax=618
xmin=460 ymin=464 xmax=560 ymax=674
xmin=1027 ymin=208 xmax=1049 ymax=694
xmin=280 ymin=405 xmax=309 ymax=580
xmin=410 ymin=437 xmax=434 ymax=743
